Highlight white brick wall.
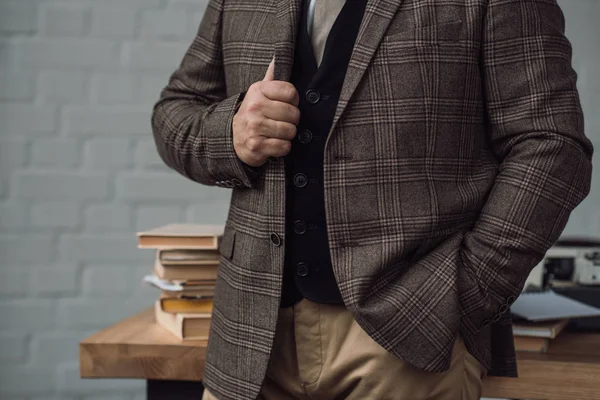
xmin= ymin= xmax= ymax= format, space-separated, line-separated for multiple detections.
xmin=0 ymin=0 xmax=225 ymax=398
xmin=0 ymin=0 xmax=597 ymax=399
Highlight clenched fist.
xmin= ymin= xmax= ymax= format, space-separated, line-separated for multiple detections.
xmin=233 ymin=56 xmax=300 ymax=167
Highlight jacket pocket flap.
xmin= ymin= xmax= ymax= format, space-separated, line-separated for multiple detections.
xmin=219 ymin=227 xmax=236 ymax=260
xmin=385 ymin=19 xmax=463 ymax=42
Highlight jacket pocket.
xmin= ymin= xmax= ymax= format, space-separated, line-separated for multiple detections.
xmin=384 ymin=19 xmax=464 ymax=44
xmin=219 ymin=226 xmax=236 ymax=260
xmin=457 ymin=247 xmax=494 ymax=336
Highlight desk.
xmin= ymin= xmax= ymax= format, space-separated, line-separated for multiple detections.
xmin=80 ymin=308 xmax=600 ymax=400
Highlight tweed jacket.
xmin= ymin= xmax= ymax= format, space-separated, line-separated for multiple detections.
xmin=151 ymin=0 xmax=594 ymax=399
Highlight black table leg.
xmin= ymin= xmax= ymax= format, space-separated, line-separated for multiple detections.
xmin=147 ymin=379 xmax=205 ymax=400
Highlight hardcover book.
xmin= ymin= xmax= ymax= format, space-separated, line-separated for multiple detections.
xmin=154 ymin=301 xmax=211 ymax=340
xmin=137 ymin=224 xmax=224 ymax=249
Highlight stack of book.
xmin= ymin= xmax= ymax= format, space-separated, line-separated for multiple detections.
xmin=510 ymin=290 xmax=600 ymax=353
xmin=136 ymin=223 xmax=225 ymax=341
xmin=512 ymin=319 xmax=569 ymax=352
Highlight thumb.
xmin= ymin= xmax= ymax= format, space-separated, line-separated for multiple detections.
xmin=263 ymin=56 xmax=275 ymax=81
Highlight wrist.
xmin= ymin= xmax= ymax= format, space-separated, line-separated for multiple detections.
xmin=240 ymin=158 xmax=263 ymax=171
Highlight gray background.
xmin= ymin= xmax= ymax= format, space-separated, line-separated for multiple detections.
xmin=0 ymin=0 xmax=598 ymax=398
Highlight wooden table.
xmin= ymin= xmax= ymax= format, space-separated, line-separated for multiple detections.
xmin=80 ymin=308 xmax=600 ymax=400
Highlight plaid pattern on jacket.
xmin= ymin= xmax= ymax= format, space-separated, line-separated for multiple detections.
xmin=151 ymin=0 xmax=594 ymax=399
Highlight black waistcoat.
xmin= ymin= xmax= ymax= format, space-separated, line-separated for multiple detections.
xmin=280 ymin=0 xmax=368 ymax=308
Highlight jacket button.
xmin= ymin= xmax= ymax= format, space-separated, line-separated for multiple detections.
xmin=293 ymin=173 xmax=308 ymax=188
xmin=481 ymin=319 xmax=492 ymax=328
xmin=231 ymin=178 xmax=242 ymax=187
xmin=506 ymin=295 xmax=517 ymax=305
xmin=498 ymin=304 xmax=508 ymax=314
xmin=298 ymin=129 xmax=313 ymax=144
xmin=305 ymin=89 xmax=320 ymax=104
xmin=296 ymin=262 xmax=309 ymax=277
xmin=294 ymin=220 xmax=307 ymax=235
xmin=270 ymin=233 xmax=281 ymax=246
xmin=492 ymin=313 xmax=502 ymax=322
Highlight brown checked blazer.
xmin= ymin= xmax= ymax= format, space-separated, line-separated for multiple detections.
xmin=151 ymin=0 xmax=594 ymax=399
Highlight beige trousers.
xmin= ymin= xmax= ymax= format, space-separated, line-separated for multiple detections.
xmin=202 ymin=298 xmax=487 ymax=400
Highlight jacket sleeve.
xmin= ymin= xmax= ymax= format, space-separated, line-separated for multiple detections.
xmin=459 ymin=0 xmax=594 ymax=335
xmin=151 ymin=0 xmax=263 ymax=189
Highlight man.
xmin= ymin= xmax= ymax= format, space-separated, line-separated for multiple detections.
xmin=151 ymin=0 xmax=594 ymax=398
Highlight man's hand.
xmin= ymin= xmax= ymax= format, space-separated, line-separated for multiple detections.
xmin=233 ymin=57 xmax=300 ymax=167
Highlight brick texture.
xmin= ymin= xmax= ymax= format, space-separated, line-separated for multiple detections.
xmin=42 ymin=4 xmax=89 ymax=37
xmin=0 ymin=0 xmax=597 ymax=399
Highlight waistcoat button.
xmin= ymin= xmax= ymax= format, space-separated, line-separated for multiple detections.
xmin=294 ymin=220 xmax=307 ymax=235
xmin=305 ymin=89 xmax=320 ymax=104
xmin=293 ymin=173 xmax=308 ymax=188
xmin=298 ymin=129 xmax=313 ymax=144
xmin=270 ymin=233 xmax=281 ymax=246
xmin=296 ymin=262 xmax=309 ymax=277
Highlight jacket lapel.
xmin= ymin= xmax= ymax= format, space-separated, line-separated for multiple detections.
xmin=273 ymin=0 xmax=303 ymax=82
xmin=327 ymin=0 xmax=404 ymax=141
xmin=272 ymin=0 xmax=405 ymax=135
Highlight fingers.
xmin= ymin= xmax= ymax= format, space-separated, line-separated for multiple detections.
xmin=234 ymin=56 xmax=300 ymax=167
xmin=260 ymin=81 xmax=299 ymax=107
xmin=260 ymin=137 xmax=293 ymax=158
xmin=263 ymin=56 xmax=275 ymax=81
xmin=240 ymin=136 xmax=293 ymax=166
xmin=261 ymin=100 xmax=301 ymax=126
xmin=259 ymin=118 xmax=297 ymax=141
